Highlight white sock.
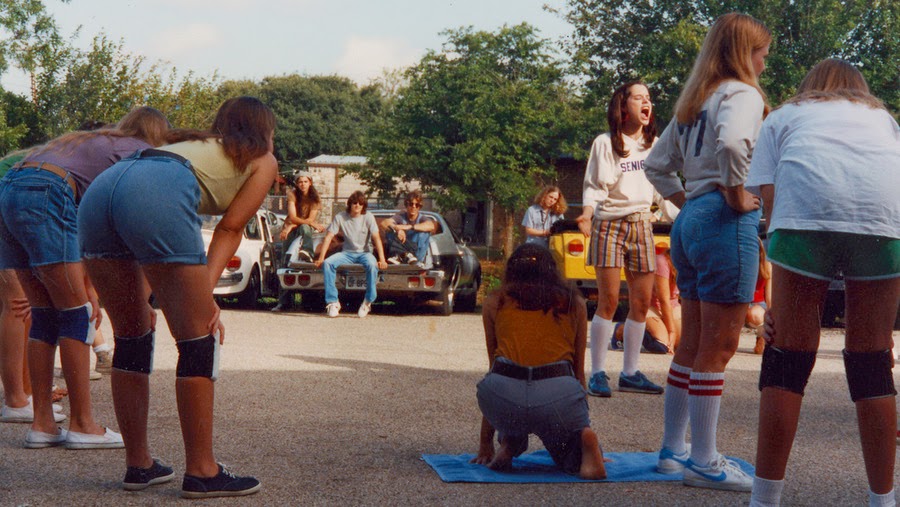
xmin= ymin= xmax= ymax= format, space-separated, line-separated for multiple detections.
xmin=750 ymin=476 xmax=784 ymax=507
xmin=589 ymin=316 xmax=614 ymax=376
xmin=661 ymin=362 xmax=692 ymax=454
xmin=688 ymin=371 xmax=725 ymax=467
xmin=93 ymin=343 xmax=111 ymax=353
xmin=621 ymin=318 xmax=645 ymax=376
xmin=870 ymin=489 xmax=896 ymax=507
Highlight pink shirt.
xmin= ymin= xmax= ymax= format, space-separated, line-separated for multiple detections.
xmin=653 ymin=252 xmax=680 ymax=312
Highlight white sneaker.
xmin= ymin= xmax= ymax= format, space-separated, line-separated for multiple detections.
xmin=358 ymin=300 xmax=372 ymax=318
xmin=1 ymin=403 xmax=67 ymax=423
xmin=326 ymin=302 xmax=341 ymax=318
xmin=25 ymin=427 xmax=68 ymax=449
xmin=683 ymin=454 xmax=752 ymax=492
xmin=386 ymin=255 xmax=402 ymax=265
xmin=405 ymin=253 xmax=418 ymax=265
xmin=296 ymin=251 xmax=313 ymax=263
xmin=656 ymin=444 xmax=691 ymax=474
xmin=65 ymin=427 xmax=125 ymax=449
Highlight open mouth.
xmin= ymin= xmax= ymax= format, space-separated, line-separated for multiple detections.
xmin=640 ymin=106 xmax=651 ymax=121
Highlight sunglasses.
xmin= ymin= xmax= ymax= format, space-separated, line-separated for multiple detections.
xmin=406 ymin=202 xmax=422 ymax=209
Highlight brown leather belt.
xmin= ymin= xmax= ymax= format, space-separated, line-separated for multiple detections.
xmin=15 ymin=161 xmax=78 ymax=199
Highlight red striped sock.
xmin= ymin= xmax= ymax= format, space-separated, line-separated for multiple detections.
xmin=689 ymin=371 xmax=725 ymax=466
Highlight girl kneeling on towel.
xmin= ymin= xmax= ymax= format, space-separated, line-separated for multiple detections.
xmin=472 ymin=243 xmax=606 ymax=479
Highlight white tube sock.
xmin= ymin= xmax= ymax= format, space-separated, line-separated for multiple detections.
xmin=622 ymin=318 xmax=645 ymax=376
xmin=688 ymin=371 xmax=725 ymax=467
xmin=589 ymin=316 xmax=614 ymax=376
xmin=750 ymin=476 xmax=784 ymax=507
xmin=661 ymin=362 xmax=692 ymax=454
xmin=869 ymin=489 xmax=896 ymax=507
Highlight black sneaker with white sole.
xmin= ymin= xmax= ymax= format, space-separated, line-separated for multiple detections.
xmin=123 ymin=458 xmax=175 ymax=491
xmin=181 ymin=464 xmax=261 ymax=499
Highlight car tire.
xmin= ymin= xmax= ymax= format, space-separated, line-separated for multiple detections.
xmin=236 ymin=266 xmax=261 ymax=308
xmin=438 ymin=283 xmax=455 ymax=316
xmin=455 ymin=277 xmax=479 ymax=313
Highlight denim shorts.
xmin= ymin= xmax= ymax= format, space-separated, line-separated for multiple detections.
xmin=670 ymin=191 xmax=761 ymax=303
xmin=0 ymin=168 xmax=81 ymax=269
xmin=78 ymin=153 xmax=207 ymax=265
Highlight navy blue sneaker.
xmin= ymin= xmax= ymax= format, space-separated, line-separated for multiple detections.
xmin=181 ymin=464 xmax=261 ymax=499
xmin=618 ymin=371 xmax=664 ymax=394
xmin=587 ymin=371 xmax=612 ymax=397
xmin=123 ymin=458 xmax=175 ymax=491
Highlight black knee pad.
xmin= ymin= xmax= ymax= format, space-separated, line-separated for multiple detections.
xmin=758 ymin=345 xmax=817 ymax=395
xmin=112 ymin=330 xmax=154 ymax=374
xmin=176 ymin=334 xmax=219 ymax=381
xmin=29 ymin=307 xmax=60 ymax=347
xmin=843 ymin=349 xmax=897 ymax=402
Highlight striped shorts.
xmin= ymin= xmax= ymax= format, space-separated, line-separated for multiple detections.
xmin=587 ymin=217 xmax=656 ymax=273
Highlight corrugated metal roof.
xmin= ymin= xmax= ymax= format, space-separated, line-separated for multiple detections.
xmin=306 ymin=155 xmax=368 ymax=167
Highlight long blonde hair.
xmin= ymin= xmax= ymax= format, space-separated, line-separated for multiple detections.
xmin=786 ymin=58 xmax=886 ymax=110
xmin=675 ymin=13 xmax=771 ymax=124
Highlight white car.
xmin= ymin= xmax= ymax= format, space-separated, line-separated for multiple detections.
xmin=201 ymin=209 xmax=283 ymax=307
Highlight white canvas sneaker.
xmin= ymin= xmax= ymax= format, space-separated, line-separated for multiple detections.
xmin=326 ymin=302 xmax=341 ymax=318
xmin=357 ymin=300 xmax=372 ymax=318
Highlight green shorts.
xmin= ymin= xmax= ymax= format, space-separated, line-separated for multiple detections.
xmin=768 ymin=229 xmax=900 ymax=281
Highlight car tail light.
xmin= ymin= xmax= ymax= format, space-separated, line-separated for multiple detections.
xmin=283 ymin=274 xmax=296 ymax=286
xmin=424 ymin=277 xmax=436 ymax=288
xmin=407 ymin=276 xmax=420 ymax=288
xmin=226 ymin=256 xmax=241 ymax=270
xmin=567 ymin=239 xmax=584 ymax=257
xmin=298 ymin=274 xmax=311 ymax=287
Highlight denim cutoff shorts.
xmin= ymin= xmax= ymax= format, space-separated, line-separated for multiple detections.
xmin=0 ymin=168 xmax=81 ymax=269
xmin=78 ymin=153 xmax=207 ymax=265
xmin=669 ymin=190 xmax=761 ymax=303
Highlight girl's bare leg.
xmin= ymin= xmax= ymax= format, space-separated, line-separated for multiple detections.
xmin=845 ymin=277 xmax=900 ymax=494
xmin=84 ymin=259 xmax=154 ymax=468
xmin=143 ymin=263 xmax=220 ymax=478
xmin=0 ymin=270 xmax=29 ymax=408
xmin=579 ymin=428 xmax=606 ymax=479
xmin=755 ymin=265 xmax=829 ymax=480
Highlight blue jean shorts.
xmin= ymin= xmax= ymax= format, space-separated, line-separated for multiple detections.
xmin=670 ymin=191 xmax=761 ymax=304
xmin=78 ymin=152 xmax=207 ymax=265
xmin=0 ymin=168 xmax=81 ymax=269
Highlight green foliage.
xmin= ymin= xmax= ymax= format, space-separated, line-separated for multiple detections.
xmin=251 ymin=74 xmax=384 ymax=166
xmin=365 ymin=24 xmax=578 ymax=214
xmin=552 ymin=0 xmax=899 ymax=121
xmin=0 ymin=0 xmax=67 ymax=76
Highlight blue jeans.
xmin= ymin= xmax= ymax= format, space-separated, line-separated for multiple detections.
xmin=0 ymin=168 xmax=81 ymax=268
xmin=386 ymin=230 xmax=430 ymax=261
xmin=323 ymin=251 xmax=379 ymax=304
xmin=670 ymin=190 xmax=761 ymax=303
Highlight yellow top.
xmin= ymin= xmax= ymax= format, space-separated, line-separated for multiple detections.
xmin=163 ymin=140 xmax=252 ymax=215
xmin=494 ymin=303 xmax=577 ymax=367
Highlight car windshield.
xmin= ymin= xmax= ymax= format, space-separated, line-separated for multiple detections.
xmin=201 ymin=215 xmax=221 ymax=231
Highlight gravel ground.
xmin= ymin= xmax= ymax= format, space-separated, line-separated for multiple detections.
xmin=1 ymin=306 xmax=897 ymax=506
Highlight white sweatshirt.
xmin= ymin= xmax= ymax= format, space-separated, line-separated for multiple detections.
xmin=582 ymin=133 xmax=659 ymax=220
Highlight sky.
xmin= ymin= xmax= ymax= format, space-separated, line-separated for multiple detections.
xmin=1 ymin=0 xmax=574 ymax=96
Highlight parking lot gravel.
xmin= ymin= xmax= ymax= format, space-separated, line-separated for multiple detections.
xmin=1 ymin=306 xmax=897 ymax=506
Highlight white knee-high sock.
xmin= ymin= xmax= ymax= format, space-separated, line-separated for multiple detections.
xmin=661 ymin=362 xmax=692 ymax=454
xmin=590 ymin=316 xmax=615 ymax=376
xmin=688 ymin=371 xmax=725 ymax=467
xmin=750 ymin=476 xmax=784 ymax=507
xmin=621 ymin=318 xmax=645 ymax=376
xmin=869 ymin=489 xmax=896 ymax=507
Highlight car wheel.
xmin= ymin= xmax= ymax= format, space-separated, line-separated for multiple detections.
xmin=438 ymin=283 xmax=455 ymax=316
xmin=236 ymin=267 xmax=261 ymax=308
xmin=455 ymin=277 xmax=479 ymax=313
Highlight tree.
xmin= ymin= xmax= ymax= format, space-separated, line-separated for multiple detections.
xmin=551 ymin=0 xmax=899 ymax=121
xmin=252 ymin=74 xmax=385 ymax=167
xmin=364 ymin=24 xmax=581 ymax=256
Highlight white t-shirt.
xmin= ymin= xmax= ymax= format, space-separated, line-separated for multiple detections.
xmin=327 ymin=211 xmax=379 ymax=253
xmin=582 ymin=133 xmax=659 ymax=220
xmin=746 ymin=99 xmax=900 ymax=239
xmin=646 ymin=80 xmax=765 ymax=200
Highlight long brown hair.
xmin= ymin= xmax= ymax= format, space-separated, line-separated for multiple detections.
xmin=533 ymin=185 xmax=567 ymax=215
xmin=785 ymin=58 xmax=886 ymax=110
xmin=497 ymin=243 xmax=577 ymax=318
xmin=164 ymin=96 xmax=275 ymax=173
xmin=292 ymin=174 xmax=321 ymax=219
xmin=35 ymin=107 xmax=170 ymax=156
xmin=608 ymin=82 xmax=657 ymax=158
xmin=675 ymin=13 xmax=771 ymax=124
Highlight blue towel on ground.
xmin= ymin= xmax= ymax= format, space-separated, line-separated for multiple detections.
xmin=422 ymin=451 xmax=754 ymax=483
